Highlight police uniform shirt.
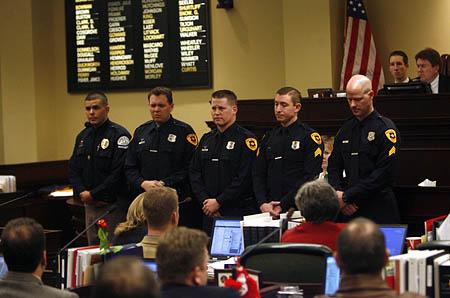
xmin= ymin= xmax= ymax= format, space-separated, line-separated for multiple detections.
xmin=69 ymin=119 xmax=131 ymax=202
xmin=125 ymin=116 xmax=198 ymax=196
xmin=327 ymin=110 xmax=400 ymax=223
xmin=189 ymin=123 xmax=258 ymax=215
xmin=252 ymin=119 xmax=323 ymax=211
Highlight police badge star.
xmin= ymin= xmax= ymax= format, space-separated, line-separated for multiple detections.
xmin=367 ymin=131 xmax=375 ymax=141
xmin=226 ymin=141 xmax=235 ymax=149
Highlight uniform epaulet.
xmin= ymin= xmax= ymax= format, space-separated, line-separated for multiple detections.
xmin=172 ymin=118 xmax=190 ymax=129
xmin=379 ymin=115 xmax=396 ymax=128
xmin=137 ymin=120 xmax=154 ymax=128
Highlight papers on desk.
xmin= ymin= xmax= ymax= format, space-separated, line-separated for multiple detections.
xmin=208 ymin=257 xmax=236 ymax=278
xmin=418 ymin=179 xmax=437 ymax=187
xmin=50 ymin=188 xmax=73 ymax=197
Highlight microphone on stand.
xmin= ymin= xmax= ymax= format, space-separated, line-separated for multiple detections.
xmin=178 ymin=196 xmax=192 ymax=205
xmin=0 ymin=191 xmax=40 ymax=208
xmin=57 ymin=204 xmax=117 ymax=255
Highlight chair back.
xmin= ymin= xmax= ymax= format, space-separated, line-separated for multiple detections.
xmin=416 ymin=240 xmax=450 ymax=251
xmin=240 ymin=243 xmax=332 ymax=286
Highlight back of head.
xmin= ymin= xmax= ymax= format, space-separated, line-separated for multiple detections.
xmin=415 ymin=47 xmax=442 ymax=70
xmin=143 ymin=187 xmax=178 ymax=229
xmin=211 ymin=89 xmax=237 ymax=106
xmin=156 ymin=227 xmax=209 ymax=284
xmin=114 ymin=193 xmax=146 ymax=236
xmin=337 ymin=218 xmax=386 ymax=274
xmin=147 ymin=86 xmax=173 ymax=104
xmin=276 ymin=86 xmax=302 ymax=104
xmin=94 ymin=256 xmax=159 ymax=298
xmin=0 ymin=217 xmax=45 ymax=273
xmin=296 ymin=180 xmax=339 ymax=224
xmin=85 ymin=91 xmax=108 ymax=105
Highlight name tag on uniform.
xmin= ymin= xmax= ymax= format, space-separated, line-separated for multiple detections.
xmin=211 ymin=158 xmax=219 ymax=162
xmin=149 ymin=149 xmax=158 ymax=153
xmin=351 ymin=152 xmax=358 ymax=156
xmin=342 ymin=140 xmax=349 ymax=144
xmin=275 ymin=156 xmax=282 ymax=160
xmin=201 ymin=148 xmax=209 ymax=152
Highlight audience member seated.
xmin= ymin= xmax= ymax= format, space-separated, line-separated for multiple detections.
xmin=157 ymin=227 xmax=240 ymax=298
xmin=318 ymin=135 xmax=334 ymax=180
xmin=112 ymin=192 xmax=147 ymax=245
xmin=389 ymin=50 xmax=411 ymax=83
xmin=415 ymin=47 xmax=450 ymax=94
xmin=0 ymin=217 xmax=78 ymax=298
xmin=281 ymin=180 xmax=343 ymax=251
xmin=140 ymin=186 xmax=179 ymax=258
xmin=93 ymin=256 xmax=159 ymax=298
xmin=315 ymin=218 xmax=426 ymax=298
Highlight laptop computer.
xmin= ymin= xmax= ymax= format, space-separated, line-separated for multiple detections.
xmin=379 ymin=224 xmax=408 ymax=256
xmin=143 ymin=258 xmax=157 ymax=273
xmin=324 ymin=256 xmax=340 ymax=295
xmin=209 ymin=218 xmax=244 ymax=260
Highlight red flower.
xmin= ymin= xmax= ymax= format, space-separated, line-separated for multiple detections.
xmin=97 ymin=219 xmax=107 ymax=229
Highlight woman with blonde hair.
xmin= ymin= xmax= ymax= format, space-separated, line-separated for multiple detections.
xmin=112 ymin=192 xmax=147 ymax=245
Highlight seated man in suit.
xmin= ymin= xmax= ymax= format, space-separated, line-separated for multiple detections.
xmin=93 ymin=256 xmax=159 ymax=298
xmin=0 ymin=217 xmax=78 ymax=298
xmin=281 ymin=180 xmax=343 ymax=251
xmin=415 ymin=47 xmax=450 ymax=94
xmin=157 ymin=227 xmax=240 ymax=298
xmin=389 ymin=50 xmax=411 ymax=84
xmin=139 ymin=186 xmax=179 ymax=258
xmin=316 ymin=218 xmax=425 ymax=298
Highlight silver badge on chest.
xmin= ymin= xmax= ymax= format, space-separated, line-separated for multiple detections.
xmin=100 ymin=138 xmax=109 ymax=149
xmin=291 ymin=140 xmax=300 ymax=150
xmin=226 ymin=141 xmax=235 ymax=150
xmin=167 ymin=134 xmax=177 ymax=143
xmin=367 ymin=131 xmax=375 ymax=141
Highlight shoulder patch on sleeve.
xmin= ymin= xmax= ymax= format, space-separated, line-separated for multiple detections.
xmin=117 ymin=136 xmax=130 ymax=148
xmin=186 ymin=133 xmax=198 ymax=146
xmin=385 ymin=129 xmax=397 ymax=143
xmin=311 ymin=132 xmax=322 ymax=145
xmin=245 ymin=138 xmax=258 ymax=151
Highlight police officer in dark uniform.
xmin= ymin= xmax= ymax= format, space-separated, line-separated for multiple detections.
xmin=124 ymin=87 xmax=200 ymax=228
xmin=328 ymin=74 xmax=400 ymax=223
xmin=69 ymin=91 xmax=131 ymax=245
xmin=253 ymin=87 xmax=323 ymax=217
xmin=190 ymin=90 xmax=258 ymax=233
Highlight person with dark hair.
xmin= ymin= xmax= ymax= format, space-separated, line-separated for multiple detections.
xmin=415 ymin=47 xmax=450 ymax=94
xmin=190 ymin=89 xmax=258 ymax=234
xmin=328 ymin=75 xmax=400 ymax=223
xmin=93 ymin=256 xmax=159 ymax=298
xmin=253 ymin=87 xmax=323 ymax=216
xmin=0 ymin=217 xmax=78 ymax=298
xmin=157 ymin=227 xmax=239 ymax=298
xmin=139 ymin=187 xmax=179 ymax=258
xmin=389 ymin=50 xmax=410 ymax=83
xmin=69 ymin=91 xmax=131 ymax=245
xmin=315 ymin=218 xmax=425 ymax=298
xmin=281 ymin=180 xmax=343 ymax=250
xmin=125 ymin=86 xmax=201 ymax=229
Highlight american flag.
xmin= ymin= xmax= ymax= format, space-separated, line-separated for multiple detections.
xmin=340 ymin=0 xmax=384 ymax=91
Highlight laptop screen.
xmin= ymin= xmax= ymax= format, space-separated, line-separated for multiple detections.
xmin=143 ymin=258 xmax=157 ymax=272
xmin=324 ymin=256 xmax=340 ymax=295
xmin=210 ymin=219 xmax=244 ymax=258
xmin=379 ymin=225 xmax=408 ymax=256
